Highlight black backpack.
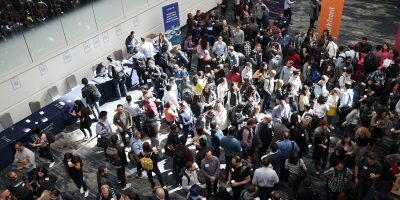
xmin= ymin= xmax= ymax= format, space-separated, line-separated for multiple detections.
xmin=86 ymin=84 xmax=101 ymax=102
xmin=44 ymin=131 xmax=55 ymax=144
xmin=135 ymin=57 xmax=147 ymax=72
xmin=159 ymin=52 xmax=170 ymax=67
xmin=174 ymin=147 xmax=186 ymax=166
xmin=364 ymin=51 xmax=378 ymax=74
xmin=181 ymin=88 xmax=194 ymax=104
xmin=178 ymin=168 xmax=191 ymax=185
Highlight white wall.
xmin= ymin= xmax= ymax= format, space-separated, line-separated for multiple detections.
xmin=0 ymin=0 xmax=221 ymax=123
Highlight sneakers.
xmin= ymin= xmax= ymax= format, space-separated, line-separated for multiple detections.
xmin=121 ymin=183 xmax=131 ymax=191
xmin=84 ymin=190 xmax=89 ymax=197
xmin=49 ymin=162 xmax=55 ymax=168
xmin=80 ymin=187 xmax=84 ymax=194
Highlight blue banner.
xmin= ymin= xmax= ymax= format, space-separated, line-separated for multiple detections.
xmin=162 ymin=2 xmax=181 ymax=45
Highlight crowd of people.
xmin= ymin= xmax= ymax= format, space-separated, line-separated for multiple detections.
xmin=0 ymin=0 xmax=93 ymax=40
xmin=2 ymin=0 xmax=400 ymax=200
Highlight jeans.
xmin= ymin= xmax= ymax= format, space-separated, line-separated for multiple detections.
xmin=71 ymin=174 xmax=88 ymax=191
xmin=205 ymin=178 xmax=218 ymax=196
xmin=116 ymin=165 xmax=127 ymax=187
xmin=147 ymin=166 xmax=165 ymax=188
xmin=38 ymin=145 xmax=54 ymax=162
xmin=88 ymin=101 xmax=100 ymax=119
xmin=284 ymin=8 xmax=292 ymax=23
xmin=257 ymin=186 xmax=273 ymax=200
xmin=112 ymin=78 xmax=127 ymax=98
xmin=262 ymin=92 xmax=272 ymax=112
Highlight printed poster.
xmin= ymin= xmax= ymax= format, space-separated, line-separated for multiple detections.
xmin=162 ymin=2 xmax=182 ymax=45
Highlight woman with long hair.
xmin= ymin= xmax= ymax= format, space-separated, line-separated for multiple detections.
xmin=214 ymin=101 xmax=229 ymax=135
xmin=191 ymin=94 xmax=205 ymax=118
xmin=34 ymin=167 xmax=56 ymax=196
xmin=141 ymin=142 xmax=166 ymax=188
xmin=298 ymin=86 xmax=310 ymax=116
xmin=326 ymin=88 xmax=340 ymax=129
xmin=336 ymin=133 xmax=356 ymax=168
xmin=63 ymin=153 xmax=89 ymax=197
xmin=31 ymin=126 xmax=55 ymax=168
xmin=201 ymin=83 xmax=217 ymax=112
xmin=70 ymin=99 xmax=93 ymax=138
xmin=370 ymin=109 xmax=390 ymax=140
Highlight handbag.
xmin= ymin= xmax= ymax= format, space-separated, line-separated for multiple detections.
xmin=327 ymin=106 xmax=337 ymax=117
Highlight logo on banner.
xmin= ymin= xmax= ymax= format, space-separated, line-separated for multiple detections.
xmin=317 ymin=0 xmax=344 ymax=40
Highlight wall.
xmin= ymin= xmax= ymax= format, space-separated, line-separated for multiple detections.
xmin=0 ymin=0 xmax=221 ymax=124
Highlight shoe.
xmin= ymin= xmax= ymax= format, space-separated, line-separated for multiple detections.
xmin=84 ymin=190 xmax=89 ymax=197
xmin=117 ymin=180 xmax=122 ymax=184
xmin=80 ymin=187 xmax=84 ymax=194
xmin=49 ymin=162 xmax=55 ymax=168
xmin=135 ymin=174 xmax=143 ymax=178
xmin=121 ymin=183 xmax=131 ymax=191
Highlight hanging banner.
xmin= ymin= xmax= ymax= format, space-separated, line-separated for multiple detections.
xmin=317 ymin=0 xmax=344 ymax=40
xmin=162 ymin=2 xmax=182 ymax=45
xmin=394 ymin=25 xmax=400 ymax=54
xmin=265 ymin=0 xmax=285 ymax=19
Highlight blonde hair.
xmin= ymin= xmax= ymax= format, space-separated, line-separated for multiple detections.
xmin=355 ymin=127 xmax=371 ymax=138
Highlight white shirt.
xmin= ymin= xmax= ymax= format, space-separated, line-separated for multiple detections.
xmin=326 ymin=41 xmax=338 ymax=58
xmin=124 ymin=102 xmax=142 ymax=117
xmin=338 ymin=75 xmax=351 ymax=89
xmin=217 ymin=83 xmax=228 ymax=102
xmin=313 ymin=101 xmax=328 ymax=118
xmin=284 ymin=0 xmax=295 ymax=9
xmin=241 ymin=67 xmax=253 ymax=81
xmin=164 ymin=91 xmax=179 ymax=108
xmin=288 ymin=76 xmax=302 ymax=95
xmin=339 ymin=89 xmax=353 ymax=109
xmin=140 ymin=41 xmax=155 ymax=58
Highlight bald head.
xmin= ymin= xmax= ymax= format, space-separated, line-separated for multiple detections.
xmin=155 ymin=187 xmax=165 ymax=199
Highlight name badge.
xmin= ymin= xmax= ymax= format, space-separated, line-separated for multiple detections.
xmin=363 ymin=166 xmax=368 ymax=170
xmin=301 ymin=134 xmax=305 ymax=137
xmin=205 ymin=164 xmax=210 ymax=168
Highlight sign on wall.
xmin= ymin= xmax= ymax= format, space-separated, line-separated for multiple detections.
xmin=317 ymin=0 xmax=344 ymax=40
xmin=162 ymin=2 xmax=181 ymax=45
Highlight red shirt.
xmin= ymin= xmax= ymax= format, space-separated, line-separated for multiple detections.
xmin=228 ymin=70 xmax=241 ymax=84
xmin=286 ymin=53 xmax=301 ymax=69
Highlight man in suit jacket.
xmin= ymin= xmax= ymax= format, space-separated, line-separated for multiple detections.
xmin=178 ymin=101 xmax=194 ymax=139
xmin=113 ymin=104 xmax=133 ymax=147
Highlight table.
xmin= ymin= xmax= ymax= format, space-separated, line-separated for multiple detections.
xmin=0 ymin=86 xmax=84 ymax=170
xmin=92 ymin=62 xmax=139 ymax=105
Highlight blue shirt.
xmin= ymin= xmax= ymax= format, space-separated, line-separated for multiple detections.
xmin=212 ymin=41 xmax=228 ymax=58
xmin=277 ymin=139 xmax=299 ymax=159
xmin=220 ymin=136 xmax=241 ymax=157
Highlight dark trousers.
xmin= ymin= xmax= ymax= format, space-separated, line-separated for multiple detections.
xmin=137 ymin=70 xmax=147 ymax=85
xmin=338 ymin=108 xmax=351 ymax=125
xmin=71 ymin=174 xmax=87 ymax=191
xmin=136 ymin=161 xmax=143 ymax=176
xmin=327 ymin=188 xmax=339 ymax=200
xmin=232 ymin=185 xmax=245 ymax=200
xmin=120 ymin=130 xmax=132 ymax=147
xmin=132 ymin=116 xmax=143 ymax=134
xmin=27 ymin=168 xmax=36 ymax=183
xmin=38 ymin=146 xmax=54 ymax=162
xmin=284 ymin=8 xmax=292 ymax=23
xmin=262 ymin=92 xmax=272 ymax=112
xmin=314 ymin=149 xmax=328 ymax=171
xmin=225 ymin=156 xmax=233 ymax=177
xmin=205 ymin=179 xmax=218 ymax=196
xmin=147 ymin=167 xmax=165 ymax=188
xmin=257 ymin=186 xmax=273 ymax=200
xmin=80 ymin=122 xmax=92 ymax=137
xmin=116 ymin=165 xmax=127 ymax=187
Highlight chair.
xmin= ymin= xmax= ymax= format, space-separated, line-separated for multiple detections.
xmin=66 ymin=74 xmax=77 ymax=90
xmin=47 ymin=86 xmax=60 ymax=101
xmin=0 ymin=113 xmax=13 ymax=129
xmin=113 ymin=49 xmax=123 ymax=60
xmin=29 ymin=101 xmax=41 ymax=113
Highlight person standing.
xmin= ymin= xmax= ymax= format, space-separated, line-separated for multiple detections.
xmin=14 ymin=142 xmax=36 ymax=182
xmin=252 ymin=159 xmax=279 ymax=200
xmin=221 ymin=127 xmax=242 ymax=178
xmin=255 ymin=115 xmax=274 ymax=159
xmin=113 ymin=104 xmax=133 ymax=147
xmin=124 ymin=95 xmax=143 ymax=134
xmin=323 ymin=160 xmax=352 ymax=200
xmin=226 ymin=156 xmax=251 ymax=200
xmin=5 ymin=170 xmax=33 ymax=200
xmin=70 ymin=99 xmax=93 ymax=138
xmin=96 ymin=183 xmax=126 ymax=200
xmin=96 ymin=111 xmax=112 ymax=149
xmin=107 ymin=56 xmax=128 ymax=99
xmin=108 ymin=134 xmax=131 ymax=191
xmin=232 ymin=24 xmax=244 ymax=52
xmin=285 ymin=152 xmax=307 ymax=200
xmin=201 ymin=149 xmax=220 ymax=198
xmin=355 ymin=152 xmax=382 ymax=200
xmin=284 ymin=0 xmax=295 ymax=24
xmin=262 ymin=70 xmax=276 ymax=113
xmin=178 ymin=101 xmax=195 ymax=138
xmin=181 ymin=161 xmax=203 ymax=192
xmin=63 ymin=153 xmax=89 ymax=197
xmin=31 ymin=126 xmax=55 ymax=168
xmin=141 ymin=142 xmax=166 ymax=188
xmin=97 ymin=166 xmax=111 ymax=193
xmin=81 ymin=78 xmax=101 ymax=120
xmin=130 ymin=131 xmax=144 ymax=178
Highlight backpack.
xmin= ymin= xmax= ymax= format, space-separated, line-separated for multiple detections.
xmin=112 ymin=61 xmax=125 ymax=79
xmin=140 ymin=153 xmax=154 ymax=171
xmin=181 ymin=88 xmax=194 ymax=104
xmin=363 ymin=51 xmax=377 ymax=74
xmin=237 ymin=126 xmax=250 ymax=142
xmin=44 ymin=131 xmax=55 ymax=144
xmin=310 ymin=69 xmax=320 ymax=83
xmin=86 ymin=85 xmax=101 ymax=102
xmin=105 ymin=146 xmax=120 ymax=165
xmin=178 ymin=168 xmax=191 ymax=185
xmin=159 ymin=52 xmax=170 ymax=67
xmin=135 ymin=57 xmax=146 ymax=72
